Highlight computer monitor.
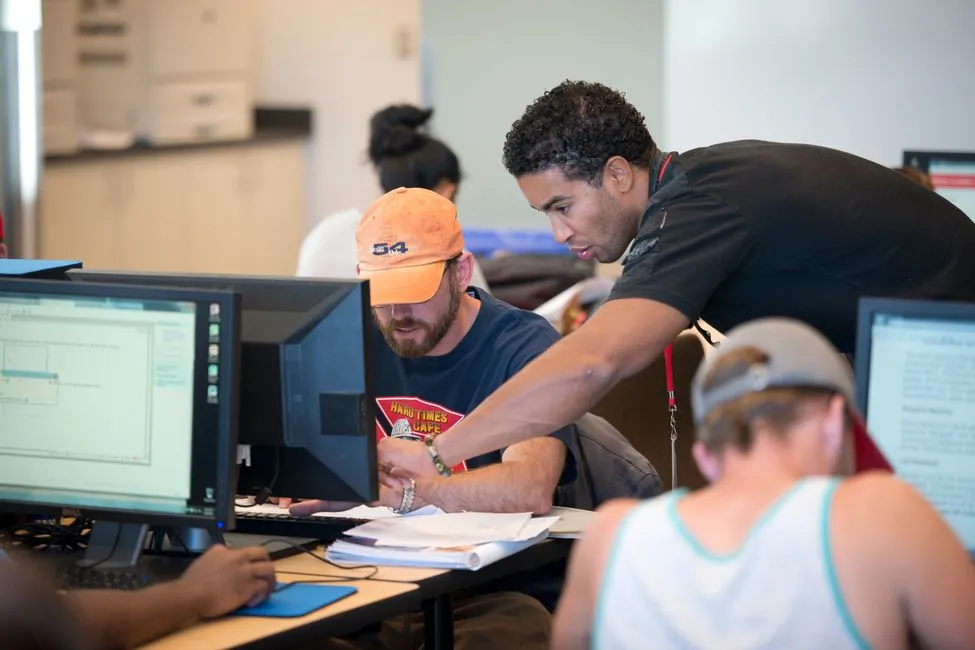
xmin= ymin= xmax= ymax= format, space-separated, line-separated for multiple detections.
xmin=903 ymin=150 xmax=975 ymax=222
xmin=854 ymin=297 xmax=975 ymax=554
xmin=67 ymin=270 xmax=378 ymax=504
xmin=0 ymin=278 xmax=240 ymax=568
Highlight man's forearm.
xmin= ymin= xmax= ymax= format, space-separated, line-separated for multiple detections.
xmin=426 ymin=299 xmax=687 ymax=470
xmin=416 ymin=462 xmax=556 ymax=514
xmin=67 ymin=581 xmax=204 ymax=649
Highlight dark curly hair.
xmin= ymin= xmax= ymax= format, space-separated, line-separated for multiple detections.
xmin=502 ymin=81 xmax=656 ymax=186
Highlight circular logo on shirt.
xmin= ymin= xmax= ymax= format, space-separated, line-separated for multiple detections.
xmin=390 ymin=418 xmax=422 ymax=442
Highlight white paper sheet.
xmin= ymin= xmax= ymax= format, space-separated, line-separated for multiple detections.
xmin=344 ymin=512 xmax=558 ymax=548
xmin=326 ymin=531 xmax=550 ymax=571
xmin=546 ymin=506 xmax=596 ymax=539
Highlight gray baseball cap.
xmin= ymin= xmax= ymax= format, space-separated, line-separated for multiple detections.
xmin=690 ymin=318 xmax=892 ymax=472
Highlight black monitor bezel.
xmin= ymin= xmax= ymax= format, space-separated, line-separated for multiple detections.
xmin=66 ymin=269 xmax=379 ymax=503
xmin=0 ymin=278 xmax=241 ymax=530
xmin=902 ymin=150 xmax=975 ymax=173
xmin=854 ymin=296 xmax=975 ymax=418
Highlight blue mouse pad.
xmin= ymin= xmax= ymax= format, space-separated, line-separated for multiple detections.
xmin=0 ymin=259 xmax=81 ymax=275
xmin=230 ymin=583 xmax=358 ymax=618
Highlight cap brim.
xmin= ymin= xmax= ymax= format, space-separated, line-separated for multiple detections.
xmin=359 ymin=261 xmax=445 ymax=306
xmin=850 ymin=410 xmax=893 ymax=473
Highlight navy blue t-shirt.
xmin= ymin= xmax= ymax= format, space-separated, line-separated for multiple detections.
xmin=371 ymin=288 xmax=576 ymax=481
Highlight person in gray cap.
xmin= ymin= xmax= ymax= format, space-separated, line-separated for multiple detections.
xmin=550 ymin=318 xmax=975 ymax=650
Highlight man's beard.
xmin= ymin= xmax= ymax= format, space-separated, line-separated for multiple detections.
xmin=376 ymin=276 xmax=462 ymax=358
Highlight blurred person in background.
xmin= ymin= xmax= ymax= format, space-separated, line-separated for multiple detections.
xmin=296 ymin=104 xmax=490 ymax=291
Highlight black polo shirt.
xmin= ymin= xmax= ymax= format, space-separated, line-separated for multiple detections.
xmin=609 ymin=140 xmax=975 ymax=352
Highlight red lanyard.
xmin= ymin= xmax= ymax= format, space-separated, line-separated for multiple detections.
xmin=656 ymin=153 xmax=679 ymax=490
xmin=664 ymin=344 xmax=678 ymax=490
xmin=664 ymin=345 xmax=676 ymax=409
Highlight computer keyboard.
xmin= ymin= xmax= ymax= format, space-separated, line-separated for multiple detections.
xmin=55 ymin=555 xmax=193 ymax=591
xmin=233 ymin=511 xmax=363 ymax=541
xmin=57 ymin=565 xmax=162 ymax=591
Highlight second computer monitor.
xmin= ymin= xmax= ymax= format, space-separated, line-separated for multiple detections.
xmin=855 ymin=297 xmax=975 ymax=554
xmin=0 ymin=279 xmax=240 ymax=529
xmin=903 ymin=150 xmax=975 ymax=223
xmin=68 ymin=270 xmax=377 ymax=504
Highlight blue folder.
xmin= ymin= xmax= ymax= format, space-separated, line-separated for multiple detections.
xmin=230 ymin=583 xmax=358 ymax=619
xmin=0 ymin=259 xmax=81 ymax=276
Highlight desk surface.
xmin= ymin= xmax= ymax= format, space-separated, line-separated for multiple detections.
xmin=140 ymin=539 xmax=570 ymax=649
xmin=274 ymin=552 xmax=445 ymax=584
xmin=275 ymin=539 xmax=572 ymax=598
xmin=140 ymin=555 xmax=420 ymax=650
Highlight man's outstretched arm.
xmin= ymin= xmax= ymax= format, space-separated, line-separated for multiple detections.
xmin=410 ymin=436 xmax=565 ymax=514
xmin=380 ymin=298 xmax=688 ymax=475
xmin=293 ymin=436 xmax=566 ymax=516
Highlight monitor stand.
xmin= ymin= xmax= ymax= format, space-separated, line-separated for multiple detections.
xmin=163 ymin=526 xmax=215 ymax=553
xmin=78 ymin=520 xmax=215 ymax=571
xmin=77 ymin=521 xmax=150 ymax=570
xmin=76 ymin=522 xmax=217 ymax=574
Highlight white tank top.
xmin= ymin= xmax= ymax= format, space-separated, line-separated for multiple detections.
xmin=593 ymin=477 xmax=870 ymax=650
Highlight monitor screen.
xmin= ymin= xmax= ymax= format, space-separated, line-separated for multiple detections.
xmin=67 ymin=269 xmax=377 ymax=503
xmin=855 ymin=297 xmax=975 ymax=551
xmin=903 ymin=150 xmax=975 ymax=222
xmin=0 ymin=280 xmax=239 ymax=527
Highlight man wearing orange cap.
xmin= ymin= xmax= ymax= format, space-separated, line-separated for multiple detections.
xmin=293 ymin=186 xmax=584 ymax=648
xmin=292 ymin=186 xmax=657 ymax=514
xmin=292 ymin=186 xmax=580 ymax=517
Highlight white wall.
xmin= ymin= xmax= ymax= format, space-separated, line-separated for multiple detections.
xmin=254 ymin=0 xmax=421 ymax=227
xmin=423 ymin=0 xmax=665 ymax=230
xmin=663 ymin=0 xmax=975 ymax=165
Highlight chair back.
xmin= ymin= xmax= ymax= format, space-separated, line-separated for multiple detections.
xmin=590 ymin=331 xmax=708 ymax=491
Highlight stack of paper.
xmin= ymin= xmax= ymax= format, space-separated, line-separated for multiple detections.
xmin=326 ymin=512 xmax=558 ymax=571
xmin=546 ymin=506 xmax=596 ymax=540
xmin=234 ymin=502 xmax=443 ymax=521
xmin=235 ymin=502 xmax=595 ymax=539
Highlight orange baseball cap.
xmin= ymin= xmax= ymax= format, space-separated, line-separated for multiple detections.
xmin=355 ymin=187 xmax=465 ymax=306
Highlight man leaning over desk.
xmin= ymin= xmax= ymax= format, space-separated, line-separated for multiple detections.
xmin=283 ymin=187 xmax=656 ymax=649
xmin=286 ymin=187 xmax=655 ymax=517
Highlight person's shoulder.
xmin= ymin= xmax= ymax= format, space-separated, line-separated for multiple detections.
xmin=835 ymin=471 xmax=920 ymax=507
xmin=679 ymin=139 xmax=846 ymax=171
xmin=471 ymin=289 xmax=562 ymax=364
xmin=575 ymin=498 xmax=643 ymax=562
xmin=475 ymin=289 xmax=561 ymax=339
xmin=676 ymin=139 xmax=782 ymax=165
xmin=296 ymin=207 xmax=362 ymax=277
xmin=307 ymin=207 xmax=362 ymax=236
xmin=837 ymin=470 xmax=920 ymax=497
xmin=832 ymin=471 xmax=935 ymax=539
xmin=593 ymin=497 xmax=643 ymax=527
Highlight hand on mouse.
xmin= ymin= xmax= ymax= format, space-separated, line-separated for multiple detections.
xmin=178 ymin=545 xmax=276 ymax=618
